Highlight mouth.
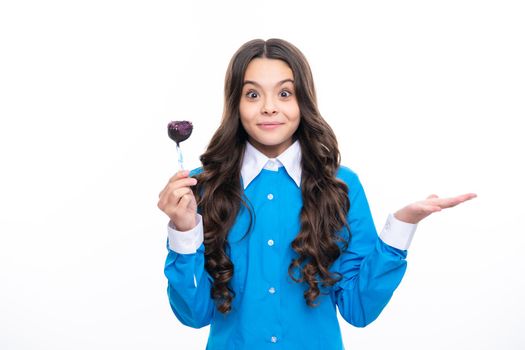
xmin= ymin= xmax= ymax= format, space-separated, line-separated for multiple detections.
xmin=257 ymin=122 xmax=284 ymax=130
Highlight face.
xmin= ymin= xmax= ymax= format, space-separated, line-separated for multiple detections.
xmin=239 ymin=58 xmax=300 ymax=158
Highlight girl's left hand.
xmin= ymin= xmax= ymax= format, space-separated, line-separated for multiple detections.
xmin=394 ymin=193 xmax=477 ymax=224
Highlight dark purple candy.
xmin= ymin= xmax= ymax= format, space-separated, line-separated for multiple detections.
xmin=167 ymin=120 xmax=193 ymax=145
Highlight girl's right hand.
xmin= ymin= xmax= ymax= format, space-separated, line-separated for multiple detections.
xmin=157 ymin=170 xmax=198 ymax=231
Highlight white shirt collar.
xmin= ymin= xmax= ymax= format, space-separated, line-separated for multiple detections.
xmin=241 ymin=140 xmax=302 ymax=189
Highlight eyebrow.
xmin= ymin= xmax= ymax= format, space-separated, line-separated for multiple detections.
xmin=242 ymin=78 xmax=295 ymax=88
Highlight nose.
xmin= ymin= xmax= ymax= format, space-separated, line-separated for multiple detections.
xmin=261 ymin=97 xmax=278 ymax=116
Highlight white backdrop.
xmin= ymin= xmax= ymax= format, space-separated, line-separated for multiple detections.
xmin=1 ymin=1 xmax=524 ymax=349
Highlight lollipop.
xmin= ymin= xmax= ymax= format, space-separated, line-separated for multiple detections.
xmin=167 ymin=120 xmax=193 ymax=170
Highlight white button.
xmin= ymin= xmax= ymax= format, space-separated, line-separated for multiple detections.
xmin=267 ymin=239 xmax=274 ymax=246
xmin=268 ymin=159 xmax=279 ymax=170
xmin=267 ymin=193 xmax=274 ymax=200
xmin=271 ymin=336 xmax=278 ymax=343
xmin=268 ymin=287 xmax=276 ymax=294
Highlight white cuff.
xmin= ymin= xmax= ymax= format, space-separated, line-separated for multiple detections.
xmin=379 ymin=213 xmax=417 ymax=250
xmin=167 ymin=214 xmax=204 ymax=254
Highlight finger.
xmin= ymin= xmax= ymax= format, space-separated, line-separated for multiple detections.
xmin=170 ymin=187 xmax=193 ymax=203
xmin=426 ymin=194 xmax=439 ymax=200
xmin=164 ymin=178 xmax=197 ymax=198
xmin=433 ymin=194 xmax=474 ymax=209
xmin=159 ymin=179 xmax=178 ymax=198
xmin=159 ymin=177 xmax=197 ymax=198
xmin=160 ymin=186 xmax=192 ymax=208
xmin=159 ymin=184 xmax=169 ymax=198
xmin=157 ymin=197 xmax=167 ymax=211
xmin=177 ymin=193 xmax=192 ymax=210
xmin=421 ymin=204 xmax=442 ymax=213
xmin=169 ymin=170 xmax=191 ymax=182
xmin=457 ymin=193 xmax=477 ymax=201
xmin=171 ymin=177 xmax=198 ymax=188
xmin=158 ymin=187 xmax=178 ymax=210
xmin=434 ymin=198 xmax=461 ymax=209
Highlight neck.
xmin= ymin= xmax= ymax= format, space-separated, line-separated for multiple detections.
xmin=247 ymin=138 xmax=293 ymax=158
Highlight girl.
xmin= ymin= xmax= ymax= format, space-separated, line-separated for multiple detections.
xmin=158 ymin=38 xmax=476 ymax=349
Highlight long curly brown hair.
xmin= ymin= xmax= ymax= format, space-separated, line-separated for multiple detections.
xmin=193 ymin=38 xmax=350 ymax=313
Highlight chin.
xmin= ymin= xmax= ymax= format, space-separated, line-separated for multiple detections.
xmin=255 ymin=137 xmax=288 ymax=147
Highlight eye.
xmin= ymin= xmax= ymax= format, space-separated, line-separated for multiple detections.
xmin=245 ymin=90 xmax=259 ymax=99
xmin=279 ymin=90 xmax=293 ymax=98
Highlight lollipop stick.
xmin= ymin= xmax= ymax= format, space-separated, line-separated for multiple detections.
xmin=176 ymin=143 xmax=184 ymax=170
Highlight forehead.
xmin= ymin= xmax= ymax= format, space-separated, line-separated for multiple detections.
xmin=243 ymin=58 xmax=294 ymax=83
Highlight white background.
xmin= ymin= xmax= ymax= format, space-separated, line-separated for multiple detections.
xmin=1 ymin=1 xmax=524 ymax=349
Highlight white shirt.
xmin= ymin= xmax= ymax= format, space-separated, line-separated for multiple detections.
xmin=167 ymin=140 xmax=417 ymax=254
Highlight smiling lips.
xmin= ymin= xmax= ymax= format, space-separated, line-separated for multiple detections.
xmin=258 ymin=122 xmax=283 ymax=130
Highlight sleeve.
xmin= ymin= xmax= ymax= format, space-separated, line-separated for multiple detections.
xmin=164 ymin=216 xmax=215 ymax=328
xmin=167 ymin=214 xmax=204 ymax=254
xmin=379 ymin=213 xmax=417 ymax=250
xmin=334 ymin=169 xmax=408 ymax=327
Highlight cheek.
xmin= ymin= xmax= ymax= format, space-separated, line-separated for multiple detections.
xmin=285 ymin=104 xmax=301 ymax=123
xmin=290 ymin=108 xmax=301 ymax=132
xmin=238 ymin=104 xmax=249 ymax=126
xmin=239 ymin=102 xmax=255 ymax=123
xmin=292 ymin=117 xmax=301 ymax=134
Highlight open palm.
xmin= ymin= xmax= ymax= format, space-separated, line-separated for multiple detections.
xmin=394 ymin=193 xmax=477 ymax=224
